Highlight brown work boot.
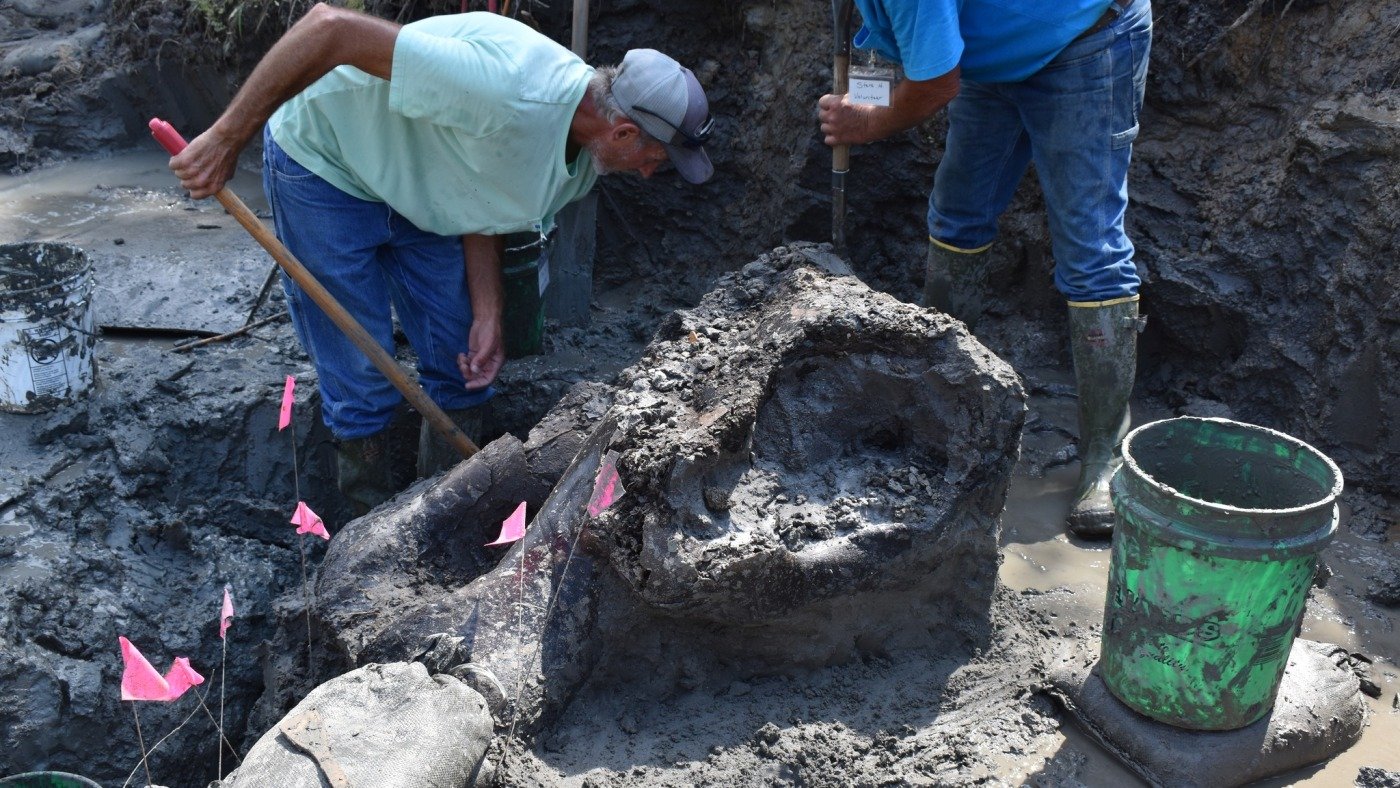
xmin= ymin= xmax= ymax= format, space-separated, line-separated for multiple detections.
xmin=417 ymin=406 xmax=486 ymax=479
xmin=1065 ymin=298 xmax=1144 ymax=539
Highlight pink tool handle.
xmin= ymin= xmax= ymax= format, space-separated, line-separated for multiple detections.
xmin=148 ymin=118 xmax=188 ymax=155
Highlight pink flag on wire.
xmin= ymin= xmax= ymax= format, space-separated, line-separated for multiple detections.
xmin=119 ymin=636 xmax=205 ymax=702
xmin=291 ymin=501 xmax=329 ymax=540
xmin=278 ymin=376 xmax=296 ymax=431
xmin=485 ymin=501 xmax=527 ymax=546
xmin=587 ymin=451 xmax=626 ymax=517
xmin=219 ymin=586 xmax=235 ymax=639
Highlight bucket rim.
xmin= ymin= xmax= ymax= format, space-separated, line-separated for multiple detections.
xmin=0 ymin=242 xmax=93 ymax=299
xmin=0 ymin=771 xmax=103 ymax=788
xmin=1120 ymin=416 xmax=1344 ymax=517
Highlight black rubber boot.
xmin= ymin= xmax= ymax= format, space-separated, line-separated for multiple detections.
xmin=922 ymin=240 xmax=993 ymax=331
xmin=1066 ymin=298 xmax=1144 ymax=539
xmin=336 ymin=432 xmax=399 ymax=518
xmin=335 ymin=407 xmax=420 ymax=518
xmin=417 ymin=406 xmax=486 ymax=480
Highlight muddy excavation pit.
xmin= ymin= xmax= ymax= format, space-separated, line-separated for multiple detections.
xmin=1 ymin=0 xmax=1398 ymax=786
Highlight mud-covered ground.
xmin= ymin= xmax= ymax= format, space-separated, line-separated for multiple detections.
xmin=3 ymin=155 xmax=1397 ymax=788
xmin=1 ymin=0 xmax=1398 ymax=785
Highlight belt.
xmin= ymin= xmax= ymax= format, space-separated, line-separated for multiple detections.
xmin=1074 ymin=0 xmax=1129 ymax=41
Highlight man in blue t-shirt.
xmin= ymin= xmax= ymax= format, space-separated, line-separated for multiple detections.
xmin=819 ymin=0 xmax=1152 ymax=540
xmin=169 ymin=4 xmax=714 ymax=514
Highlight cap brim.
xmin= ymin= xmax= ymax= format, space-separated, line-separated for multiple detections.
xmin=665 ymin=143 xmax=713 ymax=184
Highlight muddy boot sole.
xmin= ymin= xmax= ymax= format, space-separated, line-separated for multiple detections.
xmin=1066 ymin=506 xmax=1115 ymax=539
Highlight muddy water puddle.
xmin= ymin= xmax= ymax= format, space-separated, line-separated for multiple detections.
xmin=0 ymin=151 xmax=276 ymax=335
xmin=0 ymin=151 xmax=268 ymax=237
xmin=1001 ymin=461 xmax=1400 ymax=784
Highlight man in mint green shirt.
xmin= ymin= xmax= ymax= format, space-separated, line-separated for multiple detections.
xmin=169 ymin=4 xmax=714 ymax=514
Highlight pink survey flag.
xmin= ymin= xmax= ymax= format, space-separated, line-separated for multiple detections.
xmin=219 ymin=586 xmax=235 ymax=639
xmin=587 ymin=451 xmax=626 ymax=517
xmin=278 ymin=375 xmax=296 ymax=431
xmin=291 ymin=501 xmax=329 ymax=540
xmin=486 ymin=501 xmax=527 ymax=546
xmin=119 ymin=636 xmax=205 ymax=702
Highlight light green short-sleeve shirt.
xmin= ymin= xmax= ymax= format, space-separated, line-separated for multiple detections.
xmin=268 ymin=12 xmax=597 ymax=237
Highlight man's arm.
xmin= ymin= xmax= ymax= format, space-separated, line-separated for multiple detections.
xmin=458 ymin=234 xmax=506 ymax=391
xmin=818 ymin=67 xmax=960 ymax=146
xmin=170 ymin=3 xmax=400 ymax=198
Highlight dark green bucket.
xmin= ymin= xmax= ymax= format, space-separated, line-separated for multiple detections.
xmin=0 ymin=772 xmax=102 ymax=788
xmin=501 ymin=231 xmax=550 ymax=360
xmin=1101 ymin=417 xmax=1343 ymax=730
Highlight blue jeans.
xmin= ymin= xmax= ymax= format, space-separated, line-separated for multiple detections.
xmin=262 ymin=128 xmax=491 ymax=439
xmin=929 ymin=0 xmax=1152 ymax=303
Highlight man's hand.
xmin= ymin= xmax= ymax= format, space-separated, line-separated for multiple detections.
xmin=461 ymin=233 xmax=505 ymax=390
xmin=819 ymin=93 xmax=879 ymax=146
xmin=818 ymin=68 xmax=961 ymax=148
xmin=459 ymin=316 xmax=505 ymax=391
xmin=170 ymin=126 xmax=242 ymax=199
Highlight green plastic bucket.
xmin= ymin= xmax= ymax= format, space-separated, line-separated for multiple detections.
xmin=1101 ymin=416 xmax=1343 ymax=730
xmin=0 ymin=772 xmax=102 ymax=788
xmin=501 ymin=231 xmax=550 ymax=359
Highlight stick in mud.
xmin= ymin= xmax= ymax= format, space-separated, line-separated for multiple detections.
xmin=289 ymin=417 xmax=314 ymax=681
xmin=129 ymin=704 xmax=152 ymax=788
xmin=171 ymin=311 xmax=287 ymax=353
xmin=244 ymin=263 xmax=281 ymax=326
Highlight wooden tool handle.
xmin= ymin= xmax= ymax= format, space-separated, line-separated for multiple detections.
xmin=149 ymin=118 xmax=479 ymax=461
xmin=832 ymin=53 xmax=851 ymax=172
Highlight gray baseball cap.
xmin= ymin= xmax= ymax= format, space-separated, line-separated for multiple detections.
xmin=611 ymin=49 xmax=714 ymax=184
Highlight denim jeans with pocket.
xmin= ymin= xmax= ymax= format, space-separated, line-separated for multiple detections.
xmin=929 ymin=0 xmax=1152 ymax=303
xmin=262 ymin=127 xmax=491 ymax=439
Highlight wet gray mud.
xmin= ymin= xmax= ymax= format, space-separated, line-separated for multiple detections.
xmin=1 ymin=0 xmax=1398 ymax=786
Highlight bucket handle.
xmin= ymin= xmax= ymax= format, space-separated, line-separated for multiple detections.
xmin=43 ymin=316 xmax=101 ymax=339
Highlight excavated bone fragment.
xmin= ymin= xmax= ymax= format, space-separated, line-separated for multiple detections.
xmin=594 ymin=244 xmax=1025 ymax=666
xmin=317 ymin=243 xmax=1025 ymax=729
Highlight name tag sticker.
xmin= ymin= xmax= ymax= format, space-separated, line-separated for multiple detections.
xmin=849 ymin=76 xmax=892 ymax=107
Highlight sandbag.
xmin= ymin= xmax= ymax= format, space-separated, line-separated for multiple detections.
xmin=1046 ymin=639 xmax=1367 ymax=788
xmin=220 ymin=662 xmax=492 ymax=788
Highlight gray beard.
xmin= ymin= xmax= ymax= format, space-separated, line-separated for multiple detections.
xmin=586 ymin=142 xmax=616 ymax=176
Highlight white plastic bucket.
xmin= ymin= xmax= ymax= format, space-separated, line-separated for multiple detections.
xmin=0 ymin=243 xmax=96 ymax=413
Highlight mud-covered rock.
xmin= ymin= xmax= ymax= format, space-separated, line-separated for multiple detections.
xmin=221 ymin=662 xmax=493 ymax=788
xmin=1357 ymin=766 xmax=1400 ymax=788
xmin=1369 ymin=565 xmax=1400 ymax=608
xmin=1348 ymin=489 xmax=1394 ymax=543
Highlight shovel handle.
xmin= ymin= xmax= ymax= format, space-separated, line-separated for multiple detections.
xmin=832 ymin=55 xmax=850 ymax=173
xmin=830 ymin=0 xmax=854 ymax=249
xmin=831 ymin=0 xmax=854 ymax=174
xmin=148 ymin=117 xmax=480 ymax=462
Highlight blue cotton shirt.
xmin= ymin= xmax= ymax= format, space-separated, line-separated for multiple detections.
xmin=269 ymin=13 xmax=597 ymax=237
xmin=853 ymin=0 xmax=1112 ymax=83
